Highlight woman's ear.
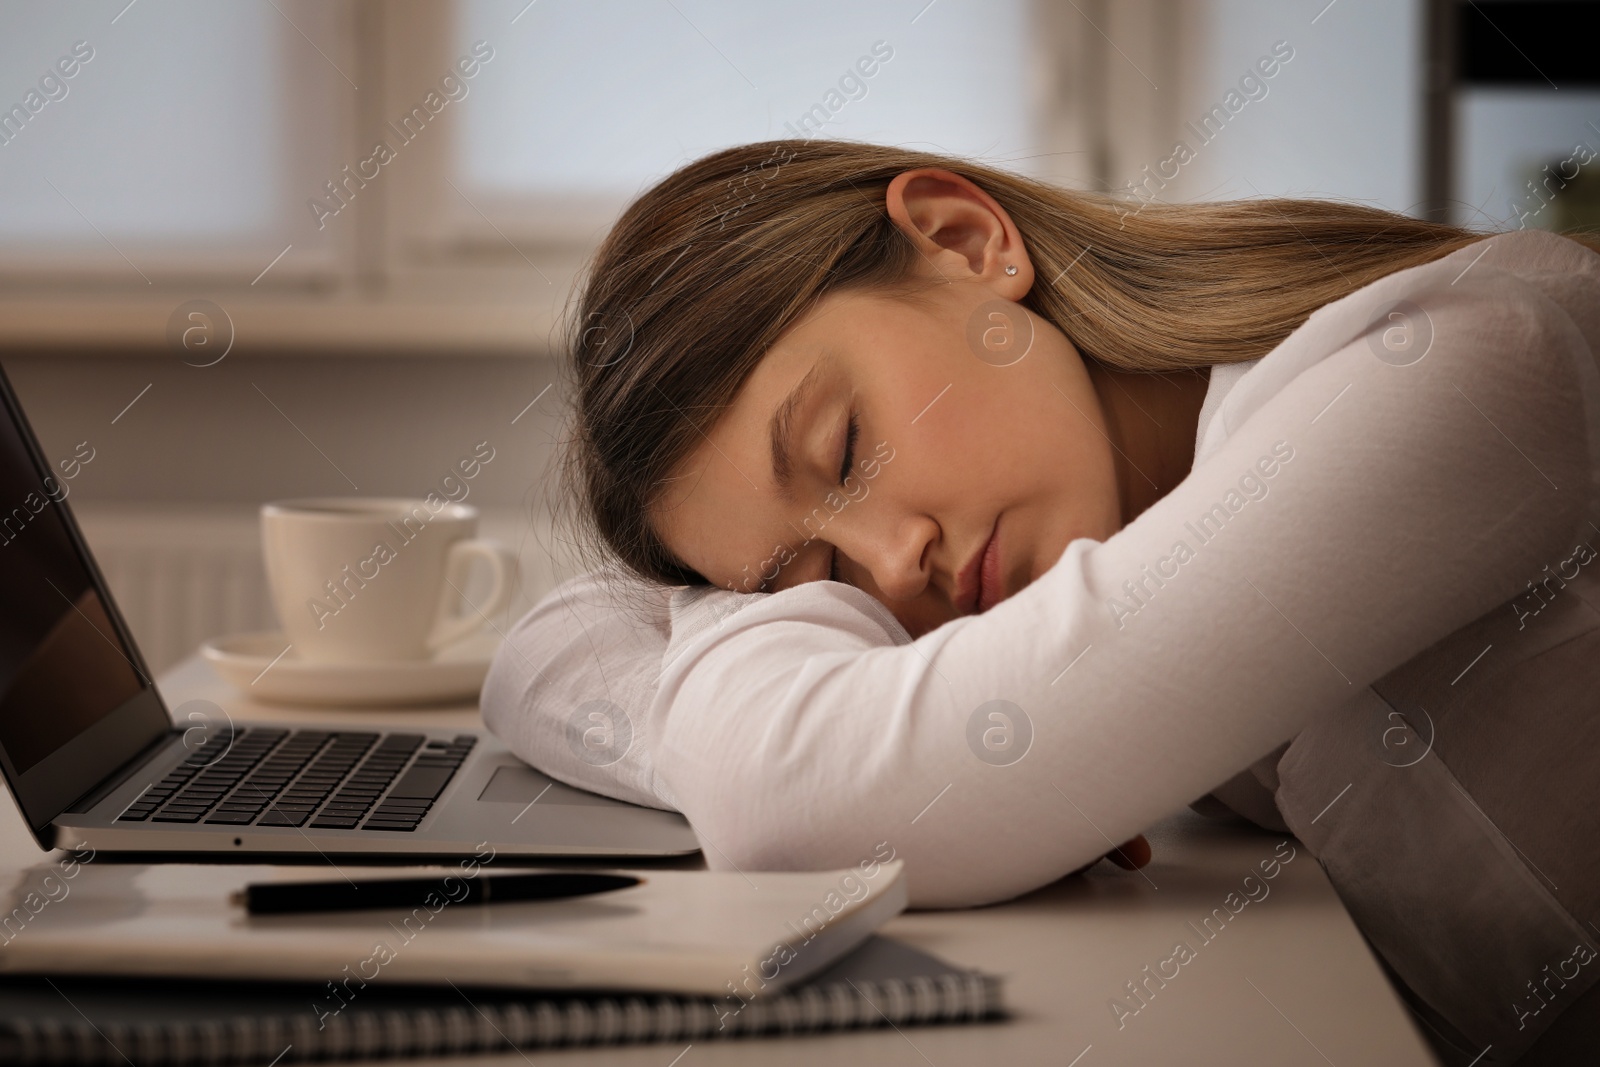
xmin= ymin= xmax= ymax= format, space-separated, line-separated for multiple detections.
xmin=884 ymin=168 xmax=1032 ymax=297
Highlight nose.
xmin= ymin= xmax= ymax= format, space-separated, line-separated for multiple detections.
xmin=844 ymin=512 xmax=937 ymax=602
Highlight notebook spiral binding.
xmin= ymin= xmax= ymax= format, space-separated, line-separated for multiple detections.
xmin=2 ymin=973 xmax=1002 ymax=1065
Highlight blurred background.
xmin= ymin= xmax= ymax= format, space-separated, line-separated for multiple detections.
xmin=1 ymin=0 xmax=1595 ymax=672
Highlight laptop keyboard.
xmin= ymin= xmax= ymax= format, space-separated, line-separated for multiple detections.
xmin=114 ymin=728 xmax=477 ymax=832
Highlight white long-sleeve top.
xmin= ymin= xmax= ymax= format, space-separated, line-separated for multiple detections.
xmin=483 ymin=228 xmax=1600 ymax=911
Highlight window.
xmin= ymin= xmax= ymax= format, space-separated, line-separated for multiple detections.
xmin=429 ymin=0 xmax=1042 ymax=246
xmin=0 ymin=0 xmax=351 ymax=282
xmin=1161 ymin=0 xmax=1424 ymax=217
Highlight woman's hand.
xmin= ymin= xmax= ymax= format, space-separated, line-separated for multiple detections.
xmin=1106 ymin=834 xmax=1152 ymax=870
xmin=1071 ymin=834 xmax=1152 ymax=876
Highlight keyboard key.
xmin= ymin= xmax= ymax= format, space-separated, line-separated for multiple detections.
xmin=386 ymin=765 xmax=455 ymax=800
xmin=374 ymin=798 xmax=432 ymax=811
xmin=309 ymin=816 xmax=360 ymax=829
xmin=257 ymin=810 xmax=311 ymax=827
xmin=204 ymin=812 xmax=258 ymax=825
xmin=151 ymin=811 xmax=204 ymax=823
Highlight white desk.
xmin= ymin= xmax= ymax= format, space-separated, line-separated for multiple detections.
xmin=0 ymin=655 xmax=1440 ymax=1066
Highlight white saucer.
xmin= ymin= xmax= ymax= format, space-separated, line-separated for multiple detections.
xmin=201 ymin=630 xmax=500 ymax=707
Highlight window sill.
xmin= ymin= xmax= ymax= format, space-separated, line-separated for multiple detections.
xmin=0 ymin=294 xmax=566 ymax=358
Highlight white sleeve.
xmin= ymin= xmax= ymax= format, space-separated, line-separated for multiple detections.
xmin=480 ymin=568 xmax=687 ymax=811
xmin=647 ymin=239 xmax=1600 ymax=907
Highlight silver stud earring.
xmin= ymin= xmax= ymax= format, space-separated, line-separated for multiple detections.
xmin=1004 ymin=264 xmax=1018 ymax=276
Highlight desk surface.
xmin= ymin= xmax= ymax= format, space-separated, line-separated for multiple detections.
xmin=0 ymin=656 xmax=1440 ymax=1066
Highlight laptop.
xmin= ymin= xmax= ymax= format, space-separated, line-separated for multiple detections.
xmin=0 ymin=363 xmax=700 ymax=862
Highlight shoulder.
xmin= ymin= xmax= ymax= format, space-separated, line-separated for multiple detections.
xmin=1302 ymin=229 xmax=1597 ymax=359
xmin=1456 ymin=228 xmax=1600 ymax=277
xmin=1201 ymin=230 xmax=1600 ymax=456
xmin=1305 ymin=229 xmax=1598 ymax=350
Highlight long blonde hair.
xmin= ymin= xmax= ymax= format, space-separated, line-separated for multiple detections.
xmin=561 ymin=138 xmax=1598 ymax=585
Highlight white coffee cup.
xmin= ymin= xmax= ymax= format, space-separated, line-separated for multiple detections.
xmin=261 ymin=497 xmax=518 ymax=664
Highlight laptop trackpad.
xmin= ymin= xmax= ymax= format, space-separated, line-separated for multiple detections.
xmin=477 ymin=764 xmax=617 ymax=807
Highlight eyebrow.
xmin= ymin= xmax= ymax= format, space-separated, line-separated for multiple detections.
xmin=769 ymin=354 xmax=831 ymax=503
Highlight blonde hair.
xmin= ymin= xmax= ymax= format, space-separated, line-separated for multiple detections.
xmin=561 ymin=138 xmax=1599 ymax=585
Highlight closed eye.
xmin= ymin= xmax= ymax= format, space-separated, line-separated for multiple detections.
xmin=828 ymin=412 xmax=859 ymax=583
xmin=836 ymin=411 xmax=859 ymax=486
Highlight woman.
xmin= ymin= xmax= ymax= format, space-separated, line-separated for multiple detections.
xmin=483 ymin=140 xmax=1600 ymax=1063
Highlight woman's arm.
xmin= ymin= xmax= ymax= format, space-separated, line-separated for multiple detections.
xmin=646 ymin=246 xmax=1600 ymax=907
xmin=481 ymin=569 xmax=688 ymax=811
xmin=484 ymin=232 xmax=1600 ymax=906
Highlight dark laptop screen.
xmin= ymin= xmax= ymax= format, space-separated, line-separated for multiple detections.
xmin=0 ymin=386 xmax=146 ymax=777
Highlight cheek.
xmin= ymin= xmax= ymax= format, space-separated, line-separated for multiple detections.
xmin=985 ymin=368 xmax=1116 ymax=501
xmin=984 ymin=357 xmax=1124 ymax=576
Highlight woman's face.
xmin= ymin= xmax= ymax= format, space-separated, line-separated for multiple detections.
xmin=650 ymin=271 xmax=1125 ymax=638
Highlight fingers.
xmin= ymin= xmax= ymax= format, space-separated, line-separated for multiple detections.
xmin=1066 ymin=833 xmax=1153 ymax=879
xmin=1105 ymin=834 xmax=1152 ymax=870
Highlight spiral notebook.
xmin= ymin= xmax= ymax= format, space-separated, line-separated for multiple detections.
xmin=0 ymin=936 xmax=1004 ymax=1064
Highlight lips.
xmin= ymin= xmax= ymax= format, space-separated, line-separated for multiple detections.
xmin=978 ymin=524 xmax=1005 ymax=612
xmin=956 ymin=519 xmax=1002 ymax=615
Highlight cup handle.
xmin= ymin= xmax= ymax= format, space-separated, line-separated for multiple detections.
xmin=426 ymin=539 xmax=519 ymax=654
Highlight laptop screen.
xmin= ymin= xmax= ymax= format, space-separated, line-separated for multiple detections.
xmin=0 ymin=482 xmax=144 ymax=775
xmin=0 ymin=365 xmax=169 ymax=836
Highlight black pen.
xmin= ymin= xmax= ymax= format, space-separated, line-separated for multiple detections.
xmin=233 ymin=871 xmax=641 ymax=915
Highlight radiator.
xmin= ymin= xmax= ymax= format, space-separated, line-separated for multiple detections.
xmin=70 ymin=503 xmax=575 ymax=676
